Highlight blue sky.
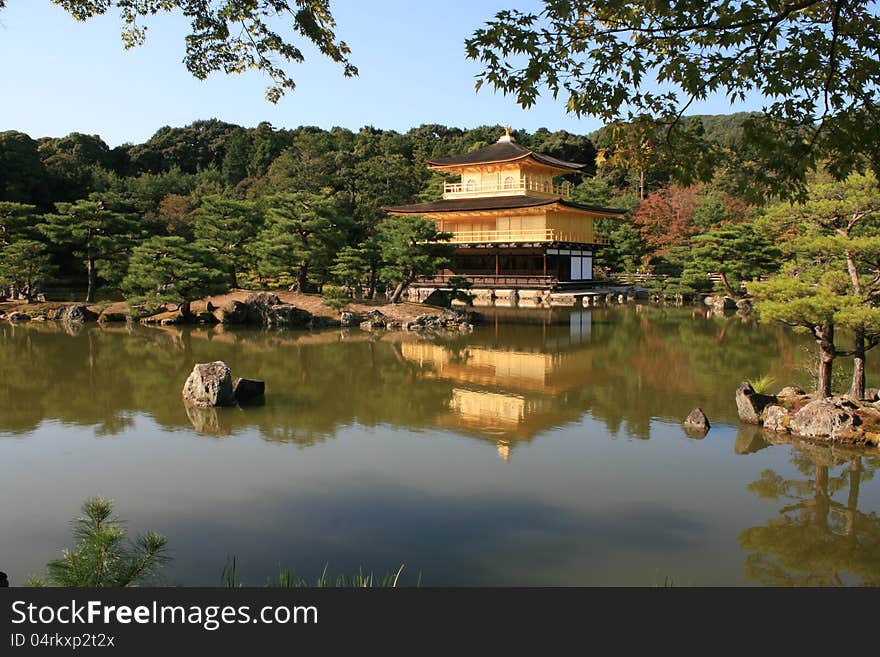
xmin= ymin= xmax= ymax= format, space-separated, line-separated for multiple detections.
xmin=0 ymin=1 xmax=765 ymax=146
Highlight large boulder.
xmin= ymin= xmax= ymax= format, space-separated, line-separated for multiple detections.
xmin=244 ymin=291 xmax=281 ymax=307
xmin=683 ymin=408 xmax=710 ymax=435
xmin=711 ymin=296 xmax=737 ymax=311
xmin=735 ymin=382 xmax=776 ymax=424
xmin=359 ymin=309 xmax=386 ymax=330
xmin=762 ymin=405 xmax=792 ymax=432
xmin=232 ymin=377 xmax=265 ymax=403
xmin=59 ymin=304 xmax=98 ymax=323
xmin=244 ymin=292 xmax=280 ymax=324
xmin=340 ymin=311 xmax=363 ymax=327
xmin=213 ymin=300 xmax=249 ymax=324
xmin=182 ymin=361 xmax=236 ymax=408
xmin=265 ymin=304 xmax=311 ymax=328
xmin=863 ymin=387 xmax=879 ymax=402
xmin=789 ymin=398 xmax=861 ymax=439
xmin=776 ymin=386 xmax=806 ymax=399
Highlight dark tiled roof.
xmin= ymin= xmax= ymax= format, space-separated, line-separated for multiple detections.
xmin=385 ymin=195 xmax=624 ymax=215
xmin=427 ymin=141 xmax=584 ymax=171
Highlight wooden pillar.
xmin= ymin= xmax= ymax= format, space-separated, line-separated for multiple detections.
xmin=543 ymin=252 xmax=547 ymax=278
xmin=495 ymin=253 xmax=499 ymax=277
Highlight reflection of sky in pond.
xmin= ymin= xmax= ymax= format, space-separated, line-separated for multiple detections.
xmin=2 ymin=305 xmax=879 ymax=585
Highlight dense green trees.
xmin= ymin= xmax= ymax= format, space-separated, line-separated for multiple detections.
xmin=41 ymin=197 xmax=142 ymax=302
xmin=121 ymin=237 xmax=227 ymax=314
xmin=3 ymin=115 xmax=878 ymax=363
xmin=467 ymin=1 xmax=880 ymax=200
xmin=752 ymin=174 xmax=880 ymax=398
xmin=0 ymin=240 xmax=55 ymax=302
xmin=378 ymin=216 xmax=453 ymax=303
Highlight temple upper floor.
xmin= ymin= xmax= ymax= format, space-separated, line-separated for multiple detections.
xmin=427 ymin=129 xmax=583 ymax=201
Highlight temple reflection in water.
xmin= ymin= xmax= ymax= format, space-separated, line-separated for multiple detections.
xmin=401 ymin=307 xmax=594 ymax=460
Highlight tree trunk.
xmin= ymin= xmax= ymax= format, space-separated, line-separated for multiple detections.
xmin=230 ymin=266 xmax=238 ymax=290
xmin=389 ymin=281 xmax=408 ymax=304
xmin=815 ymin=323 xmax=835 ymax=398
xmin=818 ymin=346 xmax=835 ymax=399
xmin=849 ymin=326 xmax=866 ymax=400
xmin=297 ymin=262 xmax=309 ymax=292
xmin=85 ymin=255 xmax=96 ymax=303
xmin=718 ymin=271 xmax=737 ymax=298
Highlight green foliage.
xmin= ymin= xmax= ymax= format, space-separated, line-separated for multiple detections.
xmin=121 ymin=236 xmax=228 ymax=312
xmin=30 ymin=497 xmax=169 ymax=587
xmin=467 ymin=1 xmax=880 ymax=199
xmin=250 ymin=192 xmax=350 ymax=291
xmin=330 ymin=243 xmax=379 ymax=295
xmin=681 ymin=223 xmax=782 ymax=295
xmin=377 ymin=215 xmax=453 ymax=302
xmin=193 ymin=195 xmax=262 ymax=287
xmin=747 ymin=375 xmax=776 ymax=395
xmin=321 ymin=285 xmax=350 ymax=312
xmin=0 ymin=239 xmax=55 ymax=301
xmin=41 ymin=195 xmax=142 ymax=300
xmin=0 ymin=201 xmax=40 ymax=244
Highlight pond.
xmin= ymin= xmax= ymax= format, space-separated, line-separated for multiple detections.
xmin=2 ymin=305 xmax=879 ymax=586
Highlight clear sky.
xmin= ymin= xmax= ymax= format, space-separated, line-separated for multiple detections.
xmin=0 ymin=0 xmax=765 ymax=146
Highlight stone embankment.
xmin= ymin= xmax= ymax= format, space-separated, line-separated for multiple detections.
xmin=735 ymin=382 xmax=880 ymax=446
xmin=1 ymin=291 xmax=480 ymax=333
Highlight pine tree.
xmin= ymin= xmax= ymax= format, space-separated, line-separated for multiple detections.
xmin=0 ymin=240 xmax=55 ymax=301
xmin=41 ymin=196 xmax=141 ymax=302
xmin=681 ymin=223 xmax=781 ymax=297
xmin=30 ymin=497 xmax=169 ymax=588
xmin=193 ymin=195 xmax=261 ymax=289
xmin=250 ymin=192 xmax=350 ymax=291
xmin=121 ymin=236 xmax=227 ymax=314
xmin=377 ymin=216 xmax=453 ymax=303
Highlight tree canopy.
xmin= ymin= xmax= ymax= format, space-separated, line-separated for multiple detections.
xmin=466 ymin=1 xmax=880 ymax=198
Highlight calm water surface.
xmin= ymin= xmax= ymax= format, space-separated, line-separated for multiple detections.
xmin=2 ymin=305 xmax=879 ymax=586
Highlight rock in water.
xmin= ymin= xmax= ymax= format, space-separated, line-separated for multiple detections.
xmin=213 ymin=300 xmax=249 ymax=324
xmin=182 ymin=361 xmax=235 ymax=407
xmin=735 ymin=382 xmax=775 ymax=424
xmin=683 ymin=408 xmax=710 ymax=435
xmin=762 ymin=405 xmax=792 ymax=432
xmin=0 ymin=571 xmax=7 ymax=587
xmin=790 ymin=398 xmax=861 ymax=439
xmin=232 ymin=377 xmax=265 ymax=403
xmin=59 ymin=304 xmax=98 ymax=323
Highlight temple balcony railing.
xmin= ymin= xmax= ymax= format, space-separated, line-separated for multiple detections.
xmin=442 ymin=177 xmax=572 ymax=200
xmin=441 ymin=228 xmax=611 ymax=245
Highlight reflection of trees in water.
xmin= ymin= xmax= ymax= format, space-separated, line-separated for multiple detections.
xmin=0 ymin=307 xmax=825 ymax=445
xmin=740 ymin=442 xmax=880 ymax=586
xmin=562 ymin=306 xmax=812 ymax=438
xmin=0 ymin=323 xmax=453 ymax=444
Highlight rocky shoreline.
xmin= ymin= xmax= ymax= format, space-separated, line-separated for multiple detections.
xmin=736 ymin=382 xmax=880 ymax=447
xmin=0 ymin=291 xmax=480 ymax=334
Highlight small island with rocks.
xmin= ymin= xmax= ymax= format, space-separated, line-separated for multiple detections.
xmin=735 ymin=382 xmax=880 ymax=446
